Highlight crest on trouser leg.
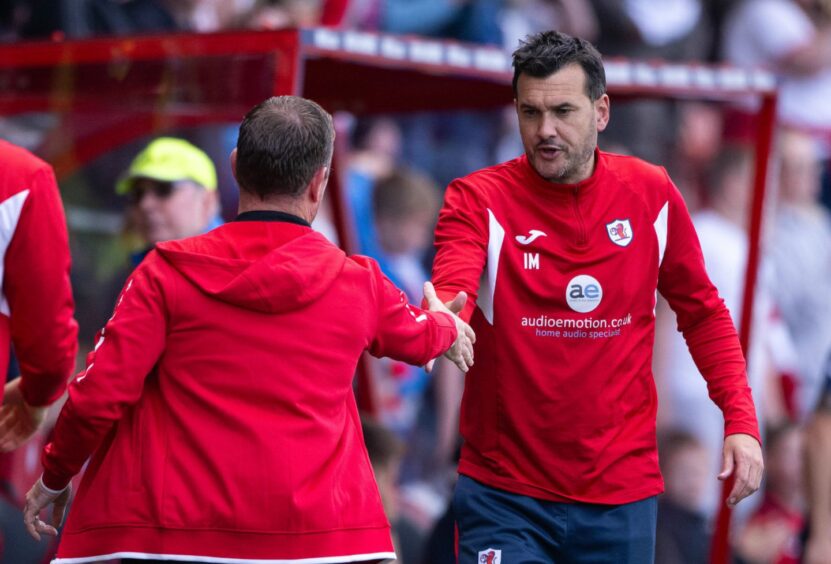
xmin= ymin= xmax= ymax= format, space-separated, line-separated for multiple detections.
xmin=478 ymin=548 xmax=502 ymax=563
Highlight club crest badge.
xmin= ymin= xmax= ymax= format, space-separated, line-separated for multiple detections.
xmin=478 ymin=548 xmax=502 ymax=564
xmin=605 ymin=218 xmax=633 ymax=247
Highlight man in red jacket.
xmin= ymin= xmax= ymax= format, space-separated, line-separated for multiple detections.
xmin=0 ymin=140 xmax=78 ymax=562
xmin=22 ymin=95 xmax=474 ymax=564
xmin=431 ymin=30 xmax=764 ymax=562
xmin=0 ymin=140 xmax=77 ymax=452
xmin=0 ymin=140 xmax=78 ymax=564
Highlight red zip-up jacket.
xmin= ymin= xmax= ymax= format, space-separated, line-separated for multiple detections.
xmin=432 ymin=150 xmax=760 ymax=504
xmin=0 ymin=140 xmax=77 ymax=406
xmin=41 ymin=215 xmax=457 ymax=563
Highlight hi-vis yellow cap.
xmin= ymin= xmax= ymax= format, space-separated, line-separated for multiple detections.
xmin=116 ymin=137 xmax=217 ymax=194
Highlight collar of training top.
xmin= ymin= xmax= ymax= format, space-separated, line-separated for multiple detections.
xmin=234 ymin=210 xmax=311 ymax=227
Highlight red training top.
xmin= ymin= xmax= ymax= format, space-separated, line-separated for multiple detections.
xmin=432 ymin=150 xmax=760 ymax=504
xmin=42 ymin=217 xmax=457 ymax=563
xmin=0 ymin=140 xmax=77 ymax=407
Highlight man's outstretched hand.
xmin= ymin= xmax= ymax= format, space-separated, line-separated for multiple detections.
xmin=0 ymin=377 xmax=48 ymax=452
xmin=423 ymin=282 xmax=476 ymax=373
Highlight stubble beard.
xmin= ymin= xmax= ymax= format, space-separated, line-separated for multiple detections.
xmin=538 ymin=143 xmax=595 ymax=184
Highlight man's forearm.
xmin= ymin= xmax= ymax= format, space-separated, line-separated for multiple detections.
xmin=680 ymin=307 xmax=760 ymax=441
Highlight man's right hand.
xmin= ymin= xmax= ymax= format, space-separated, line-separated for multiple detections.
xmin=423 ymin=282 xmax=476 ymax=373
xmin=718 ymin=433 xmax=764 ymax=507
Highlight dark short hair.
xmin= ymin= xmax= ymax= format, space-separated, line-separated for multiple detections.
xmin=512 ymin=30 xmax=606 ymax=100
xmin=235 ymin=96 xmax=335 ymax=199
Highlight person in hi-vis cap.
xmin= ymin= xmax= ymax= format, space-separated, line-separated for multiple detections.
xmin=117 ymin=137 xmax=221 ymax=250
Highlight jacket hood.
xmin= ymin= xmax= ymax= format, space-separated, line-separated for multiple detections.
xmin=155 ymin=226 xmax=346 ymax=313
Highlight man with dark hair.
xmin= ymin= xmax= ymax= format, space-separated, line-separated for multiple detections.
xmin=654 ymin=430 xmax=712 ymax=564
xmin=22 ymin=95 xmax=475 ymax=564
xmin=735 ymin=422 xmax=804 ymax=563
xmin=431 ymin=30 xmax=763 ymax=562
xmin=234 ymin=96 xmax=336 ymax=199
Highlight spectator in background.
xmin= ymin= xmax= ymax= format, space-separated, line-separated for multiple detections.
xmin=591 ymin=0 xmax=712 ymax=166
xmin=655 ymin=430 xmax=712 ymax=564
xmin=345 ymin=117 xmax=403 ymax=260
xmin=338 ymin=0 xmax=382 ymax=29
xmin=84 ymin=137 xmax=224 ymax=354
xmin=240 ymin=0 xmax=322 ymax=30
xmin=361 ymin=415 xmax=420 ymax=564
xmin=593 ymin=0 xmax=711 ymax=58
xmin=370 ymin=169 xmax=463 ymax=481
xmin=362 ymin=415 xmax=405 ymax=546
xmin=7 ymin=0 xmax=288 ymax=39
xmin=380 ymin=0 xmax=501 ymax=45
xmin=501 ymin=0 xmax=598 ymax=50
xmin=118 ymin=137 xmax=221 ymax=246
xmin=804 ymin=350 xmax=831 ymax=564
xmin=117 ymin=136 xmax=221 ymax=262
xmin=14 ymin=0 xmax=180 ymax=39
xmin=722 ymin=0 xmax=831 ymax=148
xmin=734 ymin=423 xmax=805 ymax=564
xmin=369 ymin=168 xmax=442 ymax=437
xmin=0 ymin=0 xmax=24 ymax=40
xmin=4 ymin=0 xmax=334 ymax=37
xmin=373 ymin=1 xmax=504 ymax=189
xmin=767 ymin=130 xmax=831 ymax=420
xmin=172 ymin=0 xmax=260 ymax=32
xmin=71 ymin=136 xmax=224 ymax=350
xmin=372 ymin=169 xmax=439 ymax=314
xmin=670 ymin=102 xmax=726 ymax=210
xmin=418 ymin=444 xmax=461 ymax=564
xmin=345 ymin=122 xmax=465 ymax=543
xmin=0 ymin=140 xmax=78 ymax=563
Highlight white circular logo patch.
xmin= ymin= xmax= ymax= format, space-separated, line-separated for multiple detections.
xmin=566 ymin=275 xmax=603 ymax=313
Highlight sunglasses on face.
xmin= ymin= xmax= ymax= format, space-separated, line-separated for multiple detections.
xmin=126 ymin=181 xmax=180 ymax=204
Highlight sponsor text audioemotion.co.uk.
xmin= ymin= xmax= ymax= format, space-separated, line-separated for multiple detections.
xmin=521 ymin=313 xmax=633 ymax=339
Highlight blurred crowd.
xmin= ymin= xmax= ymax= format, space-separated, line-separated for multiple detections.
xmin=2 ymin=0 xmax=831 ymax=563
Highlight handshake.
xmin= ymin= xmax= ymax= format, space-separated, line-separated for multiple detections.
xmin=423 ymin=281 xmax=476 ymax=373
